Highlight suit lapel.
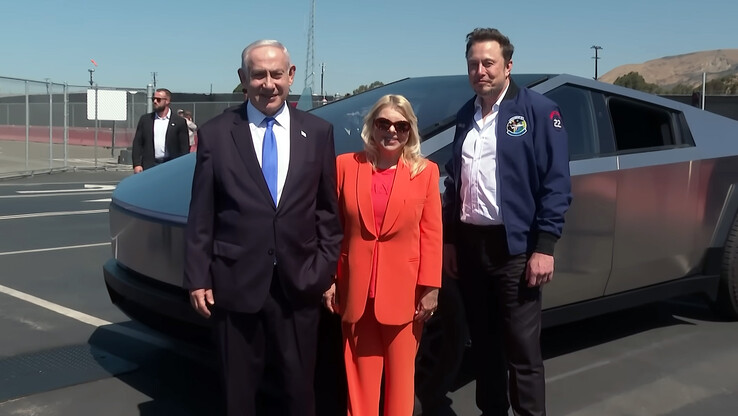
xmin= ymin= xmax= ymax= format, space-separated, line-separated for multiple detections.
xmin=231 ymin=103 xmax=275 ymax=207
xmin=279 ymin=106 xmax=305 ymax=211
xmin=379 ymin=159 xmax=409 ymax=236
xmin=164 ymin=114 xmax=175 ymax=148
xmin=356 ymin=156 xmax=377 ymax=237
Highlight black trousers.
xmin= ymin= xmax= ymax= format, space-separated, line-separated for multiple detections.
xmin=456 ymin=223 xmax=545 ymax=416
xmin=212 ymin=271 xmax=321 ymax=416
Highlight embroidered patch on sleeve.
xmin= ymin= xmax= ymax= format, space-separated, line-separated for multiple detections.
xmin=550 ymin=110 xmax=563 ymax=130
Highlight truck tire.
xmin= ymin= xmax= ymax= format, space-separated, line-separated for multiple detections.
xmin=716 ymin=215 xmax=738 ymax=320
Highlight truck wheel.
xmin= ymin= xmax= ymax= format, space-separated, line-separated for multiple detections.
xmin=414 ymin=276 xmax=468 ymax=414
xmin=716 ymin=215 xmax=738 ymax=320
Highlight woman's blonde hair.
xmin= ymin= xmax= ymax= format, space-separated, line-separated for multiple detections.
xmin=361 ymin=94 xmax=427 ymax=177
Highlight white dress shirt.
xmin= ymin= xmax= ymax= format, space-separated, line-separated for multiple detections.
xmin=153 ymin=108 xmax=171 ymax=159
xmin=247 ymin=102 xmax=291 ymax=205
xmin=459 ymin=84 xmax=509 ymax=225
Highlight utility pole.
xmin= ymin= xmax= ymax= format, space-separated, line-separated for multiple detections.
xmin=151 ymin=72 xmax=158 ymax=90
xmin=320 ymin=63 xmax=325 ymax=99
xmin=88 ymin=68 xmax=95 ymax=87
xmin=591 ymin=45 xmax=603 ymax=80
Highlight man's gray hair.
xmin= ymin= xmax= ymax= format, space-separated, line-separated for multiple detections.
xmin=241 ymin=40 xmax=291 ymax=71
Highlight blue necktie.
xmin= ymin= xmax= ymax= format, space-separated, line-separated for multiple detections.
xmin=262 ymin=117 xmax=278 ymax=205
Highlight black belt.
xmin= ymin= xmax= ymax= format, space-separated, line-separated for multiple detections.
xmin=154 ymin=157 xmax=169 ymax=163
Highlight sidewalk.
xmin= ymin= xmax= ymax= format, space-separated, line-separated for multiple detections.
xmin=0 ymin=139 xmax=131 ymax=178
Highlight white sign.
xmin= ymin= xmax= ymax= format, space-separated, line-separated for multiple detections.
xmin=87 ymin=89 xmax=127 ymax=121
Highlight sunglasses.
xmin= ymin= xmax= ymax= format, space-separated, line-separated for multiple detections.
xmin=373 ymin=118 xmax=411 ymax=134
xmin=152 ymin=97 xmax=168 ymax=102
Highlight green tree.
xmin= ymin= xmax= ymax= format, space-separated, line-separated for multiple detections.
xmin=352 ymin=81 xmax=384 ymax=95
xmin=705 ymin=75 xmax=738 ymax=95
xmin=668 ymin=83 xmax=697 ymax=94
xmin=614 ymin=72 xmax=662 ymax=94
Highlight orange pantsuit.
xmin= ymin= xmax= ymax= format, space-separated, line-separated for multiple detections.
xmin=335 ymin=152 xmax=443 ymax=416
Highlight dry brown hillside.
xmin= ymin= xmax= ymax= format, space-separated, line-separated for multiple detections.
xmin=599 ymin=49 xmax=738 ymax=87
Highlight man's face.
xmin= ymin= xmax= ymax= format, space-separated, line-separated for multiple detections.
xmin=467 ymin=40 xmax=512 ymax=101
xmin=152 ymin=91 xmax=170 ymax=112
xmin=239 ymin=46 xmax=295 ymax=116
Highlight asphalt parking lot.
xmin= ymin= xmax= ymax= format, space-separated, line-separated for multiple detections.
xmin=1 ymin=170 xmax=737 ymax=416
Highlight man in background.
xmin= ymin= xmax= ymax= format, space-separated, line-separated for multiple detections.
xmin=131 ymin=88 xmax=189 ymax=172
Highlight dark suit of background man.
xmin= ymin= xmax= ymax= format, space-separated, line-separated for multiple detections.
xmin=442 ymin=28 xmax=572 ymax=416
xmin=131 ymin=88 xmax=189 ymax=172
xmin=184 ymin=39 xmax=342 ymax=416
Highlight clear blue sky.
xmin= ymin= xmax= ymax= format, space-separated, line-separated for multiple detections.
xmin=1 ymin=0 xmax=735 ymax=95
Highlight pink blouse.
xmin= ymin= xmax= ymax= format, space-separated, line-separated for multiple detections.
xmin=369 ymin=167 xmax=396 ymax=298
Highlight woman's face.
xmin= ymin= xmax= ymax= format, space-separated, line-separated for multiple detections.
xmin=371 ymin=106 xmax=411 ymax=159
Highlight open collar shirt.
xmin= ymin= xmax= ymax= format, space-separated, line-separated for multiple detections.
xmin=459 ymin=83 xmax=509 ymax=225
xmin=153 ymin=108 xmax=171 ymax=159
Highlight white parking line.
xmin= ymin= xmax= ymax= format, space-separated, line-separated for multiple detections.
xmin=0 ymin=242 xmax=108 ymax=257
xmin=545 ymin=333 xmax=696 ymax=383
xmin=0 ymin=284 xmax=112 ymax=327
xmin=0 ymin=192 xmax=113 ymax=199
xmin=16 ymin=184 xmax=116 ymax=194
xmin=0 ymin=209 xmax=107 ymax=221
xmin=0 ymin=181 xmax=120 ymax=187
xmin=546 ymin=360 xmax=612 ymax=383
xmin=0 ymin=284 xmax=183 ymax=353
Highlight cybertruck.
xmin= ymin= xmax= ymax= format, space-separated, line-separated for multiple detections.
xmin=103 ymin=73 xmax=738 ymax=406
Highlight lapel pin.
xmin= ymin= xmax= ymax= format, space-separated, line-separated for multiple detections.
xmin=300 ymin=130 xmax=307 ymax=138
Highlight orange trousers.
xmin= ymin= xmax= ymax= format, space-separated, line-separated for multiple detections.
xmin=342 ymin=300 xmax=422 ymax=416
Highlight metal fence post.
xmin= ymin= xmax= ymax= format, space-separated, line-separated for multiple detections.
xmin=25 ymin=81 xmax=29 ymax=171
xmin=146 ymin=84 xmax=153 ymax=113
xmin=48 ymin=80 xmax=53 ymax=169
xmin=64 ymin=82 xmax=69 ymax=167
xmin=94 ymin=85 xmax=99 ymax=168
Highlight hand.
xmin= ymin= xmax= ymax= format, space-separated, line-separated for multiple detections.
xmin=443 ymin=244 xmax=459 ymax=279
xmin=415 ymin=286 xmax=439 ymax=322
xmin=189 ymin=288 xmax=214 ymax=318
xmin=526 ymin=252 xmax=554 ymax=287
xmin=322 ymin=282 xmax=338 ymax=314
xmin=133 ymin=166 xmax=143 ymax=174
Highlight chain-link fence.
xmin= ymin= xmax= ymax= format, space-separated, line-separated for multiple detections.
xmin=0 ymin=76 xmax=148 ymax=177
xmin=0 ymin=76 xmax=255 ymax=178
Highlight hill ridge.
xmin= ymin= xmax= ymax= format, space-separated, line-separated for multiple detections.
xmin=599 ymin=49 xmax=738 ymax=87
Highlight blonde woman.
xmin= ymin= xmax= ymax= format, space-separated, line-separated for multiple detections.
xmin=323 ymin=94 xmax=443 ymax=415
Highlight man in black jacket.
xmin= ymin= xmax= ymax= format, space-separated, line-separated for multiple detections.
xmin=131 ymin=88 xmax=189 ymax=172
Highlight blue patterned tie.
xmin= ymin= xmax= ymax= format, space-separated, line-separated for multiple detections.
xmin=262 ymin=117 xmax=278 ymax=205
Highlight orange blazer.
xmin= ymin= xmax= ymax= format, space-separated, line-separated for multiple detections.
xmin=335 ymin=152 xmax=442 ymax=325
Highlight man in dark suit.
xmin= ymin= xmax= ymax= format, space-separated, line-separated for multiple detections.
xmin=184 ymin=40 xmax=342 ymax=416
xmin=443 ymin=28 xmax=572 ymax=416
xmin=131 ymin=88 xmax=189 ymax=172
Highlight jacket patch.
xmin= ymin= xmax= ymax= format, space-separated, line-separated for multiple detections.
xmin=506 ymin=116 xmax=527 ymax=137
xmin=550 ymin=110 xmax=563 ymax=130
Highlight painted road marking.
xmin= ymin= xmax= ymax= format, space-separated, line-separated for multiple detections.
xmin=0 ymin=191 xmax=112 ymax=199
xmin=0 ymin=283 xmax=112 ymax=327
xmin=16 ymin=184 xmax=116 ymax=194
xmin=0 ymin=284 xmax=185 ymax=354
xmin=0 ymin=209 xmax=107 ymax=221
xmin=0 ymin=242 xmax=108 ymax=257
